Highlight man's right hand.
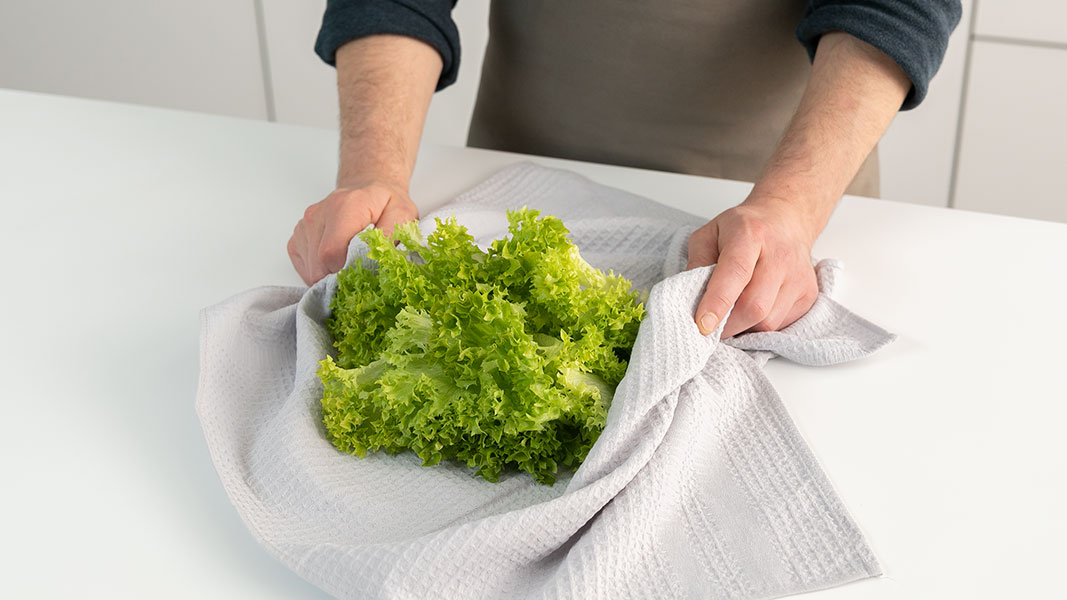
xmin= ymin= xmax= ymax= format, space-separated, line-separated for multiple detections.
xmin=287 ymin=181 xmax=418 ymax=286
xmin=292 ymin=34 xmax=440 ymax=284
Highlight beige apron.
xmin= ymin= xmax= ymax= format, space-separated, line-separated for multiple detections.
xmin=468 ymin=0 xmax=879 ymax=198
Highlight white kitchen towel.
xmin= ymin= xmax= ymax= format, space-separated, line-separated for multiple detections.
xmin=197 ymin=163 xmax=894 ymax=600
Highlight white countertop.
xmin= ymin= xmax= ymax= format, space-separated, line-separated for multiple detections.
xmin=1 ymin=88 xmax=1065 ymax=598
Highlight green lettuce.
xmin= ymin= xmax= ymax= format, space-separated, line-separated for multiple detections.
xmin=319 ymin=208 xmax=644 ymax=484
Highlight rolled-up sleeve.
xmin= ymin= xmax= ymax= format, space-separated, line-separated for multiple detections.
xmin=315 ymin=0 xmax=460 ymax=91
xmin=796 ymin=0 xmax=962 ymax=110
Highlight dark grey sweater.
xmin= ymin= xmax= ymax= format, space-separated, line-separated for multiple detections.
xmin=315 ymin=0 xmax=960 ymax=110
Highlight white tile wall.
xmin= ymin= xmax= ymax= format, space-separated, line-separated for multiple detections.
xmin=0 ymin=0 xmax=268 ymax=119
xmin=953 ymin=41 xmax=1067 ymax=222
xmin=974 ymin=0 xmax=1067 ymax=45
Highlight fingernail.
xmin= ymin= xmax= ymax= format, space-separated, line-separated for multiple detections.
xmin=699 ymin=313 xmax=719 ymax=335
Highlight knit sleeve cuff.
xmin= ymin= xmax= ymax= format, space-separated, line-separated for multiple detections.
xmin=315 ymin=0 xmax=460 ymax=91
xmin=796 ymin=2 xmax=961 ymax=110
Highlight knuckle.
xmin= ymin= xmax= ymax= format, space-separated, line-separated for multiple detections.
xmin=359 ymin=203 xmax=378 ymax=227
xmin=734 ymin=213 xmax=765 ymax=238
xmin=316 ymin=243 xmax=343 ymax=269
xmin=707 ymin=292 xmax=733 ymax=314
xmin=741 ymin=299 xmax=771 ymax=321
xmin=725 ymin=261 xmax=751 ymax=282
xmin=793 ymin=279 xmax=819 ymax=305
xmin=399 ymin=203 xmax=419 ymax=221
xmin=768 ymin=245 xmax=791 ymax=264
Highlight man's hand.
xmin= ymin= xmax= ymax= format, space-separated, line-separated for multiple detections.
xmin=287 ymin=182 xmax=417 ymax=285
xmin=287 ymin=34 xmax=439 ymax=284
xmin=687 ymin=32 xmax=911 ymax=337
xmin=687 ymin=195 xmax=819 ymax=338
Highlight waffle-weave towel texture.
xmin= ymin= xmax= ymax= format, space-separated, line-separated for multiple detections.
xmin=197 ymin=163 xmax=893 ymax=599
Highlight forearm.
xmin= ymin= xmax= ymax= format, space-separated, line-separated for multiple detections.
xmin=335 ymin=34 xmax=442 ymax=189
xmin=749 ymin=32 xmax=911 ymax=239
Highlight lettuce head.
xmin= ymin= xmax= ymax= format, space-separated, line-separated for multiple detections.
xmin=318 ymin=208 xmax=644 ymax=485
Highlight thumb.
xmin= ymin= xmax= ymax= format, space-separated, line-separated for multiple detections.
xmin=375 ymin=198 xmax=419 ymax=238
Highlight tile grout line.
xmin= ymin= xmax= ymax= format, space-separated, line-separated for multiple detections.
xmin=973 ymin=33 xmax=1067 ymax=52
xmin=253 ymin=0 xmax=277 ymax=122
xmin=947 ymin=0 xmax=982 ymax=209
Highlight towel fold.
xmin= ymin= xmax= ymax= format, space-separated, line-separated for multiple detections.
xmin=197 ymin=163 xmax=892 ymax=599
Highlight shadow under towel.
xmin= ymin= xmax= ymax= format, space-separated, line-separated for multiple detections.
xmin=196 ymin=163 xmax=893 ymax=599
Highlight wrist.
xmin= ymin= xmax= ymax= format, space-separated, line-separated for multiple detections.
xmin=334 ymin=178 xmax=411 ymax=198
xmin=337 ymin=132 xmax=416 ymax=191
xmin=336 ymin=158 xmax=411 ymax=193
xmin=741 ymin=187 xmax=830 ymax=245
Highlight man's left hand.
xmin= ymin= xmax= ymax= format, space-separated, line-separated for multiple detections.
xmin=686 ymin=194 xmax=821 ymax=338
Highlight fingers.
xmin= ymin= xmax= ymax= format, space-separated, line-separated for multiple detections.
xmin=315 ymin=193 xmax=382 ymax=281
xmin=725 ymin=265 xmax=818 ymax=337
xmin=777 ymin=276 xmax=819 ymax=330
xmin=303 ymin=202 xmax=332 ymax=283
xmin=288 ymin=185 xmax=417 ymax=286
xmin=694 ymin=241 xmax=760 ymax=335
xmin=686 ymin=222 xmax=719 ymax=270
xmin=287 ymin=221 xmax=312 ymax=285
xmin=689 ymin=200 xmax=821 ymax=338
xmin=375 ymin=197 xmax=419 ymax=238
xmin=721 ymin=257 xmax=784 ymax=338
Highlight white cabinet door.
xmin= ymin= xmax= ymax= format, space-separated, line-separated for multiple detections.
xmin=259 ymin=0 xmax=337 ymax=129
xmin=954 ymin=41 xmax=1067 ymax=223
xmin=877 ymin=0 xmax=972 ymax=208
xmin=0 ymin=0 xmax=268 ymax=119
xmin=976 ymin=0 xmax=1067 ymax=45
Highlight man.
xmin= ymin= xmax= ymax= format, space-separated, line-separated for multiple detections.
xmin=288 ymin=0 xmax=960 ymax=337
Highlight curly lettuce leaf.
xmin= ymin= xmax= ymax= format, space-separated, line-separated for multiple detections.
xmin=319 ymin=209 xmax=644 ymax=484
